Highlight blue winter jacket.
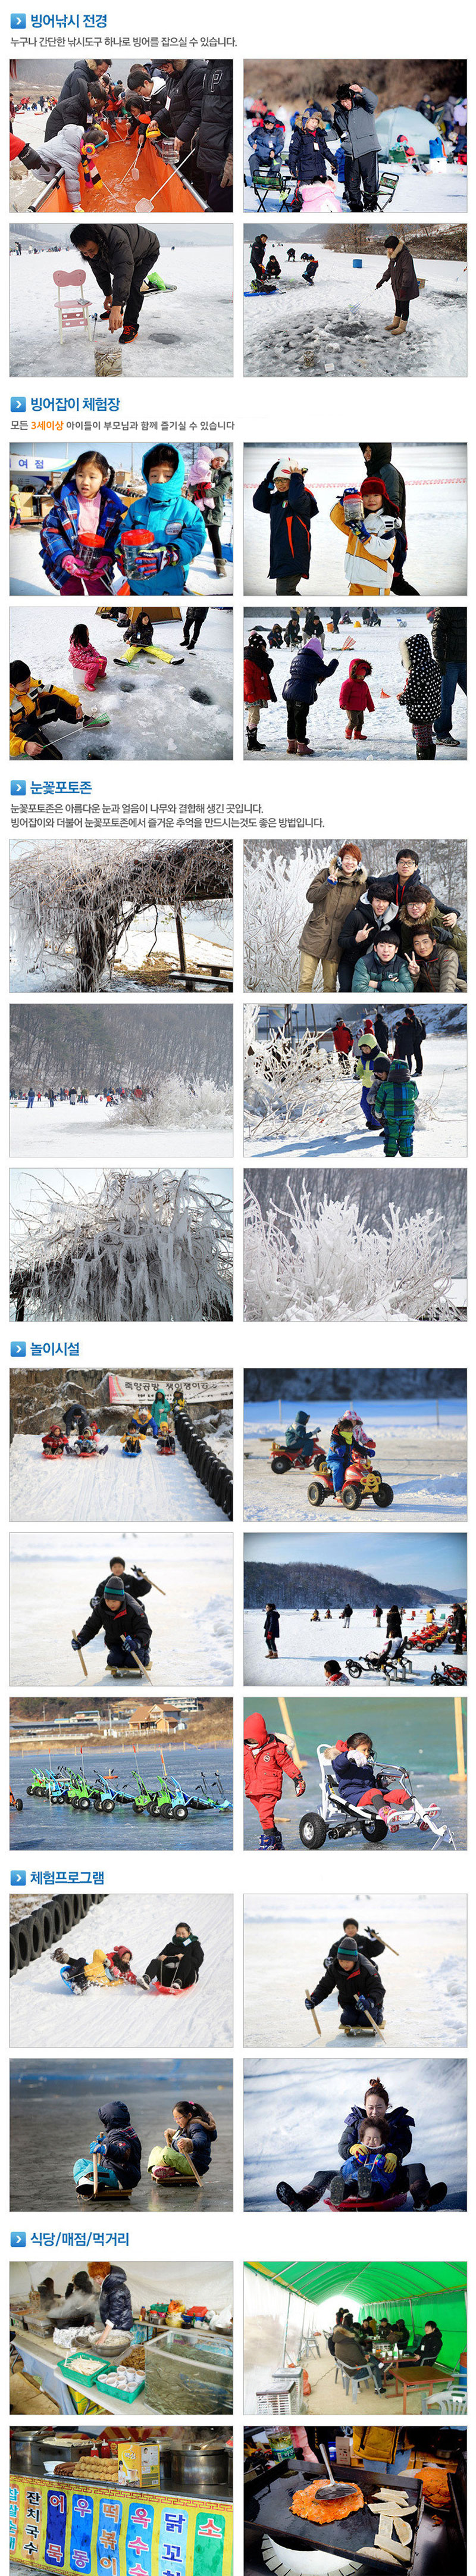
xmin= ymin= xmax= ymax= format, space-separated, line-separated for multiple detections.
xmin=40 ymin=477 xmax=127 ymax=592
xmin=253 ymin=471 xmax=318 ymax=580
xmin=289 ymin=123 xmax=337 ymax=184
xmin=332 ymin=1748 xmax=380 ymax=1806
xmin=117 ymin=447 xmax=206 ymax=594
xmin=352 ymin=945 xmax=414 ymax=992
xmin=338 ymin=2101 xmax=415 ymax=2161
xmin=283 ymin=642 xmax=338 ymax=705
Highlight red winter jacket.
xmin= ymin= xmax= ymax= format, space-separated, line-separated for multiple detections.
xmin=333 ymin=1020 xmax=353 ymax=1054
xmin=244 ymin=652 xmax=273 ymax=705
xmin=243 ymin=1710 xmax=302 ymax=1800
xmin=340 ymin=661 xmax=375 ymax=714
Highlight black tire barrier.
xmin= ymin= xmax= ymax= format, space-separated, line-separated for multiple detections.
xmin=42 ymin=1909 xmax=53 ymax=1951
xmin=30 ymin=1912 xmax=43 ymax=1959
xmin=174 ymin=1404 xmax=233 ymax=1518
xmin=17 ymin=1918 xmax=33 ymax=1969
xmin=62 ymin=1895 xmax=73 ymax=1932
xmin=71 ymin=1893 xmax=81 ymax=1922
xmin=52 ymin=1899 xmax=64 ymax=1940
xmin=10 ymin=1928 xmax=19 ymax=1977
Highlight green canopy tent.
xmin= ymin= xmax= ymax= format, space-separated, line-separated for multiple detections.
xmin=246 ymin=2262 xmax=466 ymax=2371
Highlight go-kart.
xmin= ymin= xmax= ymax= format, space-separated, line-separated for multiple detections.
xmin=345 ymin=1645 xmax=412 ymax=1684
xmin=308 ymin=1444 xmax=393 ymax=1512
xmin=298 ymin=1743 xmax=456 ymax=1851
xmin=271 ymin=1432 xmax=326 ymax=1476
xmin=90 ymin=1769 xmax=117 ymax=1813
xmin=431 ymin=1659 xmax=467 ymax=1687
xmin=10 ymin=1787 xmax=23 ymax=1812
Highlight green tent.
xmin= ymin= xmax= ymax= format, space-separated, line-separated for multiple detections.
xmin=246 ymin=2263 xmax=466 ymax=2369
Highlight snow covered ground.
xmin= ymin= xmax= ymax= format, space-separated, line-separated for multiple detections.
xmin=245 ymin=444 xmax=466 ymax=598
xmin=11 ymin=510 xmax=233 ymax=599
xmin=243 ymin=2054 xmax=466 ymax=2213
xmin=10 ymin=1526 xmax=233 ymax=1691
xmin=11 ymin=1890 xmax=233 ymax=2053
xmin=243 ymin=242 xmax=467 ymax=379
xmin=10 ymin=602 xmax=233 ymax=764
xmin=244 ymin=1415 xmax=466 ymax=1525
xmin=244 ymin=1032 xmax=466 ymax=1164
xmin=10 ymin=1429 xmax=232 ymax=1527
xmin=243 ymin=111 xmax=466 ymax=217
xmin=10 ymin=898 xmax=233 ymax=995
xmin=10 ymin=237 xmax=233 ymax=377
xmin=11 ymin=1094 xmax=232 ymax=1160
xmin=244 ymin=1893 xmax=466 ymax=2052
xmin=243 ymin=610 xmax=466 ymax=760
xmin=243 ymin=1601 xmax=464 ymax=1688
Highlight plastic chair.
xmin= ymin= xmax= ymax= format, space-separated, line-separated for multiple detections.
xmin=54 ymin=268 xmax=92 ymax=344
xmin=421 ymin=2377 xmax=467 ymax=2415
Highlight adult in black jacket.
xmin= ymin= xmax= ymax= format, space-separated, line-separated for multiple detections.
xmin=324 ymin=1918 xmax=386 ymax=1971
xmin=396 ymin=1007 xmax=426 ymax=1072
xmin=431 ymin=607 xmax=467 ymax=742
xmin=144 ymin=1923 xmax=204 ymax=1988
xmin=338 ymin=2084 xmax=447 ymax=2208
xmin=70 ymin=223 xmax=159 ymax=343
xmin=96 ymin=2264 xmax=134 ymax=2332
xmin=150 ymin=58 xmax=206 ymax=180
xmin=374 ymin=1009 xmax=389 ymax=1053
xmin=73 ymin=1578 xmax=152 ymax=1671
xmin=64 ymin=1401 xmax=89 ymax=1438
xmin=196 ymin=64 xmax=233 ymax=209
xmin=359 ymin=441 xmax=417 ymax=595
xmin=59 ymin=57 xmax=111 ymax=104
xmin=250 ymin=234 xmax=267 ymax=282
xmin=407 ymin=2321 xmax=443 ymax=2366
xmin=45 ymin=93 xmax=92 ymax=139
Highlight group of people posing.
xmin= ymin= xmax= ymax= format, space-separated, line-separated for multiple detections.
xmin=277 ymin=2066 xmax=447 ymax=2214
xmin=296 ymin=843 xmax=466 ymax=994
xmin=27 ymin=442 xmax=231 ymax=599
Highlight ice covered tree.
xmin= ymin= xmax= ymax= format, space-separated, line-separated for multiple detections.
xmin=10 ymin=1169 xmax=233 ymax=1324
xmin=10 ymin=836 xmax=233 ymax=992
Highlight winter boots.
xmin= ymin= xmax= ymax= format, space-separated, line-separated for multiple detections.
xmin=286 ymin=738 xmax=297 ymax=753
xmin=246 ymin=726 xmax=263 ymax=751
xmin=259 ymin=1828 xmax=283 ymax=1849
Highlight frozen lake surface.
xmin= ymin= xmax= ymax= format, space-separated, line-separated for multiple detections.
xmin=10 ymin=1742 xmax=233 ymax=1852
xmin=10 ymin=239 xmax=233 ymax=378
xmin=244 ymin=1600 xmax=464 ymax=1688
xmin=11 ymin=1097 xmax=231 ymax=1160
xmin=10 ymin=2060 xmax=233 ymax=2210
xmin=244 ymin=248 xmax=467 ymax=379
xmin=10 ymin=600 xmax=233 ymax=764
xmin=11 ymin=1888 xmax=233 ymax=2053
xmin=243 ymin=1752 xmax=466 ymax=1853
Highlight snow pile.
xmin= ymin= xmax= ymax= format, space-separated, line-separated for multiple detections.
xmin=115 ymin=1075 xmax=233 ymax=1132
xmin=10 ymin=834 xmax=233 ymax=994
xmin=244 ymin=1178 xmax=458 ymax=1323
xmin=10 ymin=237 xmax=233 ymax=379
xmin=10 ymin=1169 xmax=233 ymax=1323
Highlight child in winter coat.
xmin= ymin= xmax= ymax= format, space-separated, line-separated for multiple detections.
xmin=283 ymin=633 xmax=339 ymax=752
xmin=244 ymin=1709 xmax=305 ymax=1849
xmin=371 ymin=1054 xmax=418 ymax=1158
xmin=288 ymin=112 xmax=337 ymax=201
xmin=265 ymin=1602 xmax=280 ymax=1657
xmin=339 ymin=2119 xmax=399 ymax=2201
xmin=352 ymin=930 xmax=414 ymax=992
xmin=93 ymin=2099 xmax=142 ymax=2193
xmin=40 ymin=452 xmax=126 ymax=595
xmin=353 ymin=1026 xmax=381 ymax=1128
xmin=68 ymin=623 xmax=107 ymax=690
xmin=244 ymin=630 xmax=276 ymax=748
xmin=398 ymin=632 xmax=441 ymax=757
xmin=10 ymin=658 xmax=83 ymax=757
xmin=331 ymin=478 xmax=399 ymax=597
xmin=324 ymin=1662 xmax=350 ymax=1686
xmin=115 ymin=443 xmax=205 ymax=596
xmin=253 ymin=458 xmax=318 ymax=595
xmin=339 ymin=657 xmax=374 ymax=741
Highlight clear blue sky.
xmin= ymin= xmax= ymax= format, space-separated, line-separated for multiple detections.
xmin=244 ymin=1532 xmax=466 ymax=1587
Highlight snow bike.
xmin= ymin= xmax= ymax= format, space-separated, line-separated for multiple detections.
xmin=307 ymin=1444 xmax=393 ymax=1512
xmin=345 ymin=1646 xmax=412 ymax=1682
xmin=298 ymin=1744 xmax=456 ymax=1851
xmin=130 ymin=1757 xmax=187 ymax=1822
xmin=270 ymin=1432 xmax=326 ymax=1476
xmin=64 ymin=1765 xmax=91 ymax=1811
xmin=90 ymin=1770 xmax=117 ymax=1813
xmin=27 ymin=1768 xmax=54 ymax=1800
xmin=185 ymin=1767 xmax=231 ymax=1813
xmin=10 ymin=1787 xmax=23 ymax=1811
xmin=431 ymin=1660 xmax=467 ymax=1687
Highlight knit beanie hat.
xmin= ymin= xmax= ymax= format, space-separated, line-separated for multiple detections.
xmin=337 ymin=1937 xmax=359 ymax=1976
xmin=104 ymin=1577 xmax=125 ymax=1601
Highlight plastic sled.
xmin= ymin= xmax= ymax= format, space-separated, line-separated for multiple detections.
xmin=323 ymin=2186 xmax=408 ymax=2211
